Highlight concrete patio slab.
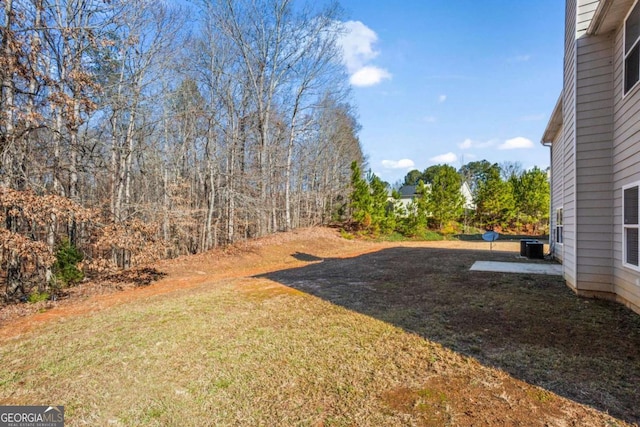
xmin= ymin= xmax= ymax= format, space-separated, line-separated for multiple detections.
xmin=470 ymin=261 xmax=563 ymax=276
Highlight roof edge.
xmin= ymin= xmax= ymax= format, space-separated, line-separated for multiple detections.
xmin=587 ymin=0 xmax=614 ymax=35
xmin=541 ymin=93 xmax=563 ymax=145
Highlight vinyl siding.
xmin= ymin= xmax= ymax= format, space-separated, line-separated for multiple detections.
xmin=550 ymin=129 xmax=565 ymax=263
xmin=577 ymin=0 xmax=600 ymax=34
xmin=570 ymin=0 xmax=615 ymax=294
xmin=549 ymin=0 xmax=640 ymax=314
xmin=561 ymin=0 xmax=578 ymax=288
xmin=611 ymin=17 xmax=640 ymax=313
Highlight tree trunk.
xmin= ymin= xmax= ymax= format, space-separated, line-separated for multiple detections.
xmin=284 ymin=115 xmax=296 ymax=231
xmin=1 ymin=0 xmax=15 ymax=187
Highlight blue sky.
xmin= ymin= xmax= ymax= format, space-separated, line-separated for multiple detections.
xmin=337 ymin=1 xmax=565 ymax=184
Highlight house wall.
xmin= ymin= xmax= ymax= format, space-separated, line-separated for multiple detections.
xmin=551 ymin=0 xmax=640 ymax=314
xmin=577 ymin=0 xmax=600 ymax=32
xmin=560 ymin=0 xmax=579 ymax=289
xmin=555 ymin=0 xmax=617 ymax=296
xmin=611 ymin=16 xmax=640 ymax=313
xmin=575 ymin=26 xmax=615 ymax=294
xmin=550 ymin=125 xmax=565 ymax=263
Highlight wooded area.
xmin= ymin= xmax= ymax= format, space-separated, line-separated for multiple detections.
xmin=0 ymin=0 xmax=363 ymax=300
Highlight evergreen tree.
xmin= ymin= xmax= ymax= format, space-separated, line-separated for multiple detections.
xmin=402 ymin=180 xmax=429 ymax=236
xmin=423 ymin=164 xmax=464 ymax=229
xmin=474 ymin=165 xmax=515 ymax=229
xmin=349 ymin=161 xmax=372 ymax=229
xmin=389 ymin=188 xmax=406 ymax=230
xmin=369 ymin=173 xmax=394 ymax=234
xmin=348 ymin=162 xmax=396 ymax=235
xmin=511 ymin=167 xmax=550 ymax=232
xmin=459 ymin=160 xmax=495 ymax=194
xmin=403 ymin=169 xmax=423 ymax=186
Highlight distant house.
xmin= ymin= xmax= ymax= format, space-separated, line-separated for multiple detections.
xmin=460 ymin=181 xmax=476 ymax=210
xmin=394 ymin=184 xmax=417 ymax=211
xmin=393 ymin=182 xmax=476 ymax=212
xmin=541 ymin=0 xmax=640 ymax=314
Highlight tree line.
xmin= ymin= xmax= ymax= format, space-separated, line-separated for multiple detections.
xmin=348 ymin=160 xmax=550 ymax=238
xmin=0 ymin=0 xmax=363 ymax=301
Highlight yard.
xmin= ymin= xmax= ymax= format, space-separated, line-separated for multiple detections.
xmin=1 ymin=228 xmax=639 ymax=426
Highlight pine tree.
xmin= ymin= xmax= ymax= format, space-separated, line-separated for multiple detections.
xmin=424 ymin=164 xmax=464 ymax=230
xmin=369 ymin=174 xmax=394 ymax=234
xmin=474 ymin=165 xmax=515 ymax=229
xmin=511 ymin=167 xmax=550 ymax=232
xmin=349 ymin=161 xmax=372 ymax=229
xmin=402 ymin=180 xmax=429 ymax=237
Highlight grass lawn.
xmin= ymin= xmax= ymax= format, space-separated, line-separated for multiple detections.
xmin=0 ymin=228 xmax=638 ymax=426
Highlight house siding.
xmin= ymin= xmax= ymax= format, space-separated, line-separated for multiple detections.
xmin=560 ymin=0 xmax=579 ymax=289
xmin=550 ymin=127 xmax=565 ymax=263
xmin=546 ymin=0 xmax=640 ymax=314
xmin=577 ymin=0 xmax=600 ymax=33
xmin=555 ymin=0 xmax=617 ymax=296
xmin=552 ymin=0 xmax=617 ymax=296
xmin=575 ymin=26 xmax=614 ymax=294
xmin=611 ymin=17 xmax=640 ymax=313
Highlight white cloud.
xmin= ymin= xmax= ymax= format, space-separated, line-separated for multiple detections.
xmin=350 ymin=66 xmax=392 ymax=87
xmin=429 ymin=152 xmax=458 ymax=164
xmin=338 ymin=21 xmax=379 ymax=71
xmin=338 ymin=20 xmax=391 ymax=87
xmin=458 ymin=138 xmax=497 ymax=150
xmin=459 ymin=138 xmax=473 ymax=149
xmin=499 ymin=137 xmax=534 ymax=150
xmin=438 ymin=94 xmax=447 ymax=103
xmin=381 ymin=159 xmax=415 ymax=169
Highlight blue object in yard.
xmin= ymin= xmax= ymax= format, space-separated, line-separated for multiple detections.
xmin=482 ymin=231 xmax=499 ymax=251
xmin=482 ymin=231 xmax=499 ymax=242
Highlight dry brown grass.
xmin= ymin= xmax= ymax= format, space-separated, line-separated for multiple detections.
xmin=0 ymin=228 xmax=638 ymax=426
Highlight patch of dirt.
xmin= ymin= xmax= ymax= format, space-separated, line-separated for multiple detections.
xmin=0 ymin=267 xmax=166 ymax=327
xmin=380 ymin=374 xmax=617 ymax=427
xmin=0 ymin=227 xmax=369 ymax=338
xmin=1 ymin=227 xmax=638 ymax=426
xmin=103 ymin=267 xmax=167 ymax=287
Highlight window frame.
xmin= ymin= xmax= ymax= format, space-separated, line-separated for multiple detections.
xmin=622 ymin=182 xmax=640 ymax=271
xmin=624 ymin=0 xmax=640 ymax=96
xmin=555 ymin=208 xmax=564 ymax=245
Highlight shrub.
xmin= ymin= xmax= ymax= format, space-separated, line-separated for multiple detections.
xmin=27 ymin=291 xmax=50 ymax=303
xmin=440 ymin=221 xmax=461 ymax=236
xmin=340 ymin=229 xmax=355 ymax=240
xmin=419 ymin=230 xmax=445 ymax=241
xmin=52 ymin=239 xmax=84 ymax=286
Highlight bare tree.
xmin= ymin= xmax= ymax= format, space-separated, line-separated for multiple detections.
xmin=0 ymin=0 xmax=363 ymax=300
xmin=499 ymin=161 xmax=523 ymax=180
xmin=280 ymin=3 xmax=344 ymax=230
xmin=1 ymin=0 xmax=17 ymax=185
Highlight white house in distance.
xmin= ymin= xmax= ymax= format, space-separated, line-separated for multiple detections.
xmin=541 ymin=0 xmax=640 ymax=314
xmin=394 ymin=182 xmax=476 ymax=212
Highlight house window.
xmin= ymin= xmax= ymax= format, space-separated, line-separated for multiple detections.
xmin=623 ymin=183 xmax=640 ymax=269
xmin=625 ymin=1 xmax=640 ymax=94
xmin=555 ymin=208 xmax=563 ymax=244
